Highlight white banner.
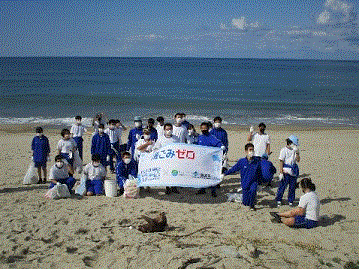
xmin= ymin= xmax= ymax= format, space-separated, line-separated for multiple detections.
xmin=137 ymin=143 xmax=223 ymax=188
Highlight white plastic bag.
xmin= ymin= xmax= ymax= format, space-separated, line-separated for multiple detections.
xmin=45 ymin=183 xmax=71 ymax=199
xmin=73 ymin=150 xmax=83 ymax=173
xmin=23 ymin=162 xmax=38 ymax=185
xmin=75 ymin=175 xmax=87 ymax=196
xmin=123 ymin=176 xmax=139 ymax=199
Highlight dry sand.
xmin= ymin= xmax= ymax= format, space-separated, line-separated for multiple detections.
xmin=0 ymin=124 xmax=358 ymax=269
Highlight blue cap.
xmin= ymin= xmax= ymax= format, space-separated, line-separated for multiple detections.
xmin=134 ymin=116 xmax=142 ymax=122
xmin=288 ymin=135 xmax=299 ymax=146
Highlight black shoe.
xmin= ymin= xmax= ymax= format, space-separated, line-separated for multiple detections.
xmin=196 ymin=188 xmax=206 ymax=195
xmin=37 ymin=179 xmax=43 ymax=184
xmin=171 ymin=187 xmax=179 ymax=194
xmin=250 ymin=206 xmax=256 ymax=211
xmin=165 ymin=187 xmax=171 ymax=195
xmin=270 ymin=212 xmax=282 ymax=223
xmin=118 ymin=188 xmax=124 ymax=196
xmin=42 ymin=178 xmax=47 ymax=184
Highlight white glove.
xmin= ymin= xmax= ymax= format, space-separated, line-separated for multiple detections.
xmin=220 ymin=174 xmax=224 ymax=180
xmin=278 ymin=173 xmax=284 ymax=180
xmin=69 ymin=152 xmax=73 ymax=159
xmin=249 ymin=126 xmax=254 ymax=133
xmin=221 ymin=145 xmax=226 ymax=151
xmin=106 ymin=155 xmax=110 ymax=162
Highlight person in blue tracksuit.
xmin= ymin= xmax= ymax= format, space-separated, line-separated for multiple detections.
xmin=91 ymin=124 xmax=111 ymax=168
xmin=115 ymin=151 xmax=138 ymax=195
xmin=210 ymin=116 xmax=228 ymax=153
xmin=146 ymin=118 xmax=158 ymax=141
xmin=127 ymin=116 xmax=143 ymax=157
xmin=196 ymin=122 xmax=225 ymax=197
xmin=32 ymin=127 xmax=51 ymax=184
xmin=224 ymin=143 xmax=263 ymax=210
xmin=276 ymin=135 xmax=300 ymax=207
xmin=70 ymin=115 xmax=86 ymax=160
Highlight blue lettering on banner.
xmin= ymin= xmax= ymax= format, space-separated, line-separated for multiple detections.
xmin=212 ymin=154 xmax=221 ymax=162
xmin=152 ymin=149 xmax=176 ymax=160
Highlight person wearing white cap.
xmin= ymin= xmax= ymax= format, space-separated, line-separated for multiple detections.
xmin=275 ymin=135 xmax=300 ymax=207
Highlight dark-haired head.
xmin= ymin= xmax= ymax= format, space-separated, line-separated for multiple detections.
xmin=61 ymin=128 xmax=70 ymax=137
xmin=300 ymin=178 xmax=316 ymax=191
xmin=36 ymin=127 xmax=43 ymax=134
xmin=245 ymin=143 xmax=254 ymax=152
xmin=92 ymin=154 xmax=101 ymax=162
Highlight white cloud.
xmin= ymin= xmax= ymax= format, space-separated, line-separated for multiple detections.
xmin=231 ymin=17 xmax=259 ymax=30
xmin=232 ymin=17 xmax=246 ymax=30
xmin=220 ymin=23 xmax=227 ymax=30
xmin=317 ymin=10 xmax=331 ymax=24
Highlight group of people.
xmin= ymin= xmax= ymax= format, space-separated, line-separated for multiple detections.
xmin=31 ymin=113 xmax=320 ymax=229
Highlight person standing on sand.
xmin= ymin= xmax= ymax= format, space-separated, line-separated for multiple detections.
xmin=210 ymin=116 xmax=228 ymax=153
xmin=156 ymin=116 xmax=165 ymax=138
xmin=70 ymin=115 xmax=86 ymax=160
xmin=91 ymin=124 xmax=111 ymax=169
xmin=196 ymin=122 xmax=224 ymax=197
xmin=105 ymin=119 xmax=123 ymax=173
xmin=32 ymin=127 xmax=50 ymax=184
xmin=247 ymin=122 xmax=271 ymax=158
xmin=173 ymin=113 xmax=190 ymax=143
xmin=224 ymin=143 xmax=263 ymax=211
xmin=146 ymin=118 xmax=158 ymax=141
xmin=153 ymin=123 xmax=180 ymax=195
xmin=276 ymin=135 xmax=300 ymax=207
xmin=270 ymin=178 xmax=320 ymax=229
xmin=57 ymin=129 xmax=77 ymax=177
xmin=127 ymin=116 xmax=143 ymax=157
xmin=134 ymin=129 xmax=155 ymax=162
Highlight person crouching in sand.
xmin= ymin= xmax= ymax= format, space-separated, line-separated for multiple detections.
xmin=83 ymin=154 xmax=107 ymax=196
xmin=270 ymin=178 xmax=320 ymax=229
xmin=49 ymin=155 xmax=76 ymax=192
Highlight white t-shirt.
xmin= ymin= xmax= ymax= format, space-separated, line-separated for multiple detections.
xmin=57 ymin=138 xmax=77 ymax=154
xmin=134 ymin=139 xmax=154 ymax=161
xmin=83 ymin=163 xmax=106 ymax=180
xmin=104 ymin=127 xmax=122 ymax=144
xmin=70 ymin=124 xmax=87 ymax=138
xmin=156 ymin=124 xmax=165 ymax=138
xmin=279 ymin=147 xmax=298 ymax=176
xmin=49 ymin=163 xmax=69 ymax=180
xmin=298 ymin=191 xmax=320 ymax=221
xmin=173 ymin=125 xmax=189 ymax=143
xmin=251 ymin=132 xmax=270 ymax=157
xmin=153 ymin=135 xmax=180 ymax=150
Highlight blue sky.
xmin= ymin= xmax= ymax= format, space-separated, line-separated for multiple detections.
xmin=1 ymin=0 xmax=359 ymax=59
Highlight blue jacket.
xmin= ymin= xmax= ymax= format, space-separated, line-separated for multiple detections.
xmin=116 ymin=160 xmax=138 ymax=187
xmin=32 ymin=136 xmax=50 ymax=162
xmin=91 ymin=133 xmax=111 ymax=158
xmin=148 ymin=127 xmax=158 ymax=141
xmin=127 ymin=127 xmax=143 ymax=154
xmin=197 ymin=133 xmax=222 ymax=148
xmin=210 ymin=128 xmax=228 ymax=150
xmin=225 ymin=157 xmax=263 ymax=189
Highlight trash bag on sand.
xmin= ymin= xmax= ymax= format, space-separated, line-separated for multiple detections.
xmin=123 ymin=175 xmax=139 ymax=199
xmin=23 ymin=162 xmax=38 ymax=185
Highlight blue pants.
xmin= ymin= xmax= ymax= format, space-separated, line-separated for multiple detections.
xmin=276 ymin=173 xmax=297 ymax=203
xmin=294 ymin=215 xmax=318 ymax=229
xmin=109 ymin=142 xmax=120 ymax=171
xmin=34 ymin=160 xmax=47 ymax=168
xmin=242 ymin=181 xmax=258 ymax=207
xmin=49 ymin=177 xmax=76 ymax=191
xmin=73 ymin=137 xmax=83 ymax=160
xmin=117 ymin=177 xmax=126 ymax=189
xmin=61 ymin=153 xmax=73 ymax=167
xmin=86 ymin=179 xmax=104 ymax=195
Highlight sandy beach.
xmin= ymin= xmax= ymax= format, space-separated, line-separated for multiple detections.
xmin=0 ymin=124 xmax=358 ymax=269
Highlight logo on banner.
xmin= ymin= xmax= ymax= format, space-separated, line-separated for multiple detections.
xmin=171 ymin=170 xmax=179 ymax=176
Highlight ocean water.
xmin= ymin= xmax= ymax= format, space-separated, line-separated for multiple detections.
xmin=0 ymin=57 xmax=358 ymax=127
